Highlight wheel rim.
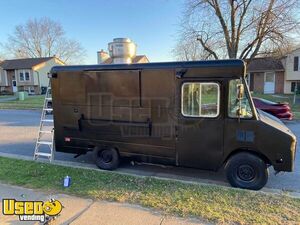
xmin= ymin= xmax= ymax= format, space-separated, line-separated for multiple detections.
xmin=100 ymin=150 xmax=113 ymax=163
xmin=237 ymin=164 xmax=256 ymax=181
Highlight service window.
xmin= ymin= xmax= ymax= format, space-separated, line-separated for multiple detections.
xmin=181 ymin=82 xmax=220 ymax=118
xmin=59 ymin=72 xmax=86 ymax=104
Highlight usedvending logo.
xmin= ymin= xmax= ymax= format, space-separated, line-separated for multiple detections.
xmin=2 ymin=198 xmax=62 ymax=222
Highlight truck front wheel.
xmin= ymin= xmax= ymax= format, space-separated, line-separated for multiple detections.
xmin=225 ymin=152 xmax=269 ymax=190
xmin=94 ymin=147 xmax=119 ymax=170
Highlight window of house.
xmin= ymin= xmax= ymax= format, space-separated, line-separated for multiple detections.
xmin=181 ymin=82 xmax=220 ymax=118
xmin=265 ymin=72 xmax=275 ymax=82
xmin=291 ymin=82 xmax=300 ymax=93
xmin=19 ymin=72 xmax=24 ymax=81
xmin=294 ymin=56 xmax=299 ymax=71
xmin=25 ymin=72 xmax=30 ymax=81
xmin=19 ymin=70 xmax=30 ymax=81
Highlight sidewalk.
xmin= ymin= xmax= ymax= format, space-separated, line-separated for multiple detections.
xmin=0 ymin=96 xmax=18 ymax=102
xmin=0 ymin=183 xmax=208 ymax=225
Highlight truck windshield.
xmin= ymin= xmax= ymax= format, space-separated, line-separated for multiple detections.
xmin=228 ymin=79 xmax=253 ymax=118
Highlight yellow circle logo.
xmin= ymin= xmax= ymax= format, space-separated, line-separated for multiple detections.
xmin=42 ymin=200 xmax=62 ymax=216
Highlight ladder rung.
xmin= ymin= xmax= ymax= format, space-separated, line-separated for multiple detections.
xmin=34 ymin=152 xmax=52 ymax=157
xmin=45 ymin=98 xmax=52 ymax=101
xmin=37 ymin=141 xmax=52 ymax=145
xmin=40 ymin=130 xmax=52 ymax=134
xmin=44 ymin=108 xmax=53 ymax=111
xmin=41 ymin=119 xmax=54 ymax=122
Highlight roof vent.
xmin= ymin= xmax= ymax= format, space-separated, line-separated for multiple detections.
xmin=108 ymin=38 xmax=137 ymax=64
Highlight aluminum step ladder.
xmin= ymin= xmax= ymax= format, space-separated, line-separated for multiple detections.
xmin=33 ymin=84 xmax=54 ymax=161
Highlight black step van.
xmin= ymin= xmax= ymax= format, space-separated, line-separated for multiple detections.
xmin=50 ymin=60 xmax=297 ymax=190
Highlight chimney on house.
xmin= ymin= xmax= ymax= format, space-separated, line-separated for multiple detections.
xmin=97 ymin=49 xmax=110 ymax=64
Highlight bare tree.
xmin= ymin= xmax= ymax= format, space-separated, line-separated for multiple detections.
xmin=0 ymin=43 xmax=5 ymax=61
xmin=176 ymin=0 xmax=300 ymax=61
xmin=260 ymin=41 xmax=300 ymax=58
xmin=172 ymin=37 xmax=214 ymax=60
xmin=0 ymin=52 xmax=4 ymax=61
xmin=4 ymin=17 xmax=86 ymax=64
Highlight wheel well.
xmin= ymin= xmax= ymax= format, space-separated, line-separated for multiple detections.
xmin=224 ymin=149 xmax=271 ymax=166
xmin=93 ymin=145 xmax=120 ymax=155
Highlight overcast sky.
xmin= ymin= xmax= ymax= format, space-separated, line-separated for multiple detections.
xmin=0 ymin=0 xmax=184 ymax=64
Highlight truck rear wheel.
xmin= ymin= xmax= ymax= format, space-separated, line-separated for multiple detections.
xmin=225 ymin=152 xmax=268 ymax=190
xmin=94 ymin=147 xmax=119 ymax=170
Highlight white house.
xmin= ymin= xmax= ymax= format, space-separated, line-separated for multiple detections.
xmin=282 ymin=48 xmax=300 ymax=94
xmin=0 ymin=57 xmax=64 ymax=94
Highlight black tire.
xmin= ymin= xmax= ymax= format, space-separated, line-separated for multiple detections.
xmin=225 ymin=152 xmax=268 ymax=190
xmin=94 ymin=147 xmax=119 ymax=170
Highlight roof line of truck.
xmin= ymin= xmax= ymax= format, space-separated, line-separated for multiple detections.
xmin=50 ymin=59 xmax=245 ymax=73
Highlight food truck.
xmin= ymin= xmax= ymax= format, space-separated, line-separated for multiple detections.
xmin=50 ymin=60 xmax=297 ymax=190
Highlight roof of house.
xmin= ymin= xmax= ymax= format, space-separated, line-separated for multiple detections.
xmin=0 ymin=57 xmax=56 ymax=70
xmin=102 ymin=55 xmax=149 ymax=64
xmin=247 ymin=57 xmax=284 ymax=72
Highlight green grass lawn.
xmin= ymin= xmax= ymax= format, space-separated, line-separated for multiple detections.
xmin=0 ymin=95 xmax=44 ymax=109
xmin=0 ymin=157 xmax=299 ymax=225
xmin=252 ymin=93 xmax=300 ymax=120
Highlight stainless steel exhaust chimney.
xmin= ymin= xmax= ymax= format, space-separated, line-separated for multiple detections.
xmin=108 ymin=38 xmax=137 ymax=64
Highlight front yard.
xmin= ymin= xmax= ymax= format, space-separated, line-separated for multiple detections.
xmin=0 ymin=95 xmax=44 ymax=109
xmin=0 ymin=156 xmax=299 ymax=225
xmin=252 ymin=93 xmax=300 ymax=120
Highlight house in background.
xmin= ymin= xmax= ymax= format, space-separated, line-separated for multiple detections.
xmin=0 ymin=57 xmax=64 ymax=95
xmin=281 ymin=48 xmax=300 ymax=94
xmin=247 ymin=48 xmax=300 ymax=94
xmin=246 ymin=57 xmax=285 ymax=94
xmin=100 ymin=53 xmax=149 ymax=64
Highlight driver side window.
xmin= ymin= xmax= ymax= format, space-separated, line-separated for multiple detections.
xmin=228 ymin=79 xmax=253 ymax=118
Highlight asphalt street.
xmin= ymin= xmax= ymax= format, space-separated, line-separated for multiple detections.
xmin=0 ymin=109 xmax=299 ymax=192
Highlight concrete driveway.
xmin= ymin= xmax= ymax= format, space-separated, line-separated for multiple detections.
xmin=0 ymin=109 xmax=299 ymax=193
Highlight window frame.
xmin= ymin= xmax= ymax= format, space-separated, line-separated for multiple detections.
xmin=294 ymin=56 xmax=299 ymax=71
xmin=19 ymin=69 xmax=31 ymax=82
xmin=181 ymin=82 xmax=220 ymax=118
xmin=19 ymin=72 xmax=25 ymax=81
xmin=291 ymin=81 xmax=300 ymax=93
xmin=25 ymin=71 xmax=30 ymax=81
xmin=227 ymin=79 xmax=254 ymax=120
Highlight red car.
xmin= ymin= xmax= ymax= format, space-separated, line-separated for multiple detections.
xmin=252 ymin=97 xmax=293 ymax=120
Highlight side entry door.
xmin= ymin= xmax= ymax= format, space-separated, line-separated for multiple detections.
xmin=176 ymin=80 xmax=224 ymax=170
